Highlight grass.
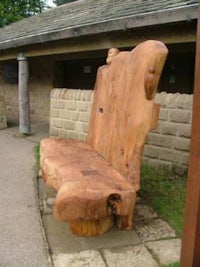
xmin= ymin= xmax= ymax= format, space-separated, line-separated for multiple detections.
xmin=165 ymin=263 xmax=179 ymax=267
xmin=139 ymin=165 xmax=187 ymax=236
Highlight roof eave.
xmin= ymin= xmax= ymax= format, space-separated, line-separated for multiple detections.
xmin=0 ymin=5 xmax=198 ymax=51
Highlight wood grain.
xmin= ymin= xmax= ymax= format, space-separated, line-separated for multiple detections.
xmin=40 ymin=40 xmax=168 ymax=236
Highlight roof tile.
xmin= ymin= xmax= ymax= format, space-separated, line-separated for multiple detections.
xmin=0 ymin=0 xmax=198 ymax=50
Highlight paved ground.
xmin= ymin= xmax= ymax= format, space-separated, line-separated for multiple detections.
xmin=0 ymin=124 xmax=50 ymax=267
xmin=0 ymin=124 xmax=182 ymax=267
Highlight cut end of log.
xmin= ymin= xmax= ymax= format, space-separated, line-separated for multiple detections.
xmin=69 ymin=216 xmax=114 ymax=236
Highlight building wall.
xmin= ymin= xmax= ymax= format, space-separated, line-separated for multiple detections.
xmin=50 ymin=89 xmax=93 ymax=140
xmin=0 ymin=93 xmax=7 ymax=129
xmin=50 ymin=89 xmax=192 ymax=173
xmin=0 ymin=57 xmax=53 ymax=124
xmin=144 ymin=92 xmax=192 ymax=175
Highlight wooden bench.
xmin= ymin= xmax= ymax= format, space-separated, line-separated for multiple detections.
xmin=40 ymin=40 xmax=168 ymax=236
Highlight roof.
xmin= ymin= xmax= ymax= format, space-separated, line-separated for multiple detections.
xmin=0 ymin=0 xmax=198 ymax=51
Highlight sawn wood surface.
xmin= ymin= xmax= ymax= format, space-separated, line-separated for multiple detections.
xmin=40 ymin=40 xmax=168 ymax=236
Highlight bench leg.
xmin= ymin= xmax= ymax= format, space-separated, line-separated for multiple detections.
xmin=69 ymin=216 xmax=114 ymax=236
xmin=116 ymin=193 xmax=137 ymax=230
xmin=116 ymin=214 xmax=133 ymax=230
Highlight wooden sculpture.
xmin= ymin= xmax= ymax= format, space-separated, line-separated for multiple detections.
xmin=40 ymin=40 xmax=168 ymax=236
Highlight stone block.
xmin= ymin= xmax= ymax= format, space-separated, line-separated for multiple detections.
xmin=155 ymin=92 xmax=167 ymax=105
xmin=165 ymin=93 xmax=180 ymax=108
xmin=72 ymin=90 xmax=82 ymax=101
xmin=78 ymin=132 xmax=87 ymax=141
xmin=49 ymin=126 xmax=59 ymax=136
xmin=148 ymin=159 xmax=172 ymax=169
xmin=169 ymin=109 xmax=191 ymax=123
xmin=77 ymin=101 xmax=89 ymax=112
xmin=66 ymin=130 xmax=79 ymax=140
xmin=63 ymin=120 xmax=75 ymax=130
xmin=59 ymin=110 xmax=70 ymax=119
xmin=75 ymin=122 xmax=89 ymax=133
xmin=58 ymin=129 xmax=68 ymax=139
xmin=175 ymin=94 xmax=187 ymax=109
xmin=53 ymin=119 xmax=64 ymax=128
xmin=177 ymin=124 xmax=191 ymax=138
xmin=65 ymin=101 xmax=77 ymax=110
xmin=146 ymin=133 xmax=160 ymax=146
xmin=102 ymin=245 xmax=158 ymax=267
xmin=79 ymin=112 xmax=90 ymax=122
xmin=146 ymin=239 xmax=181 ymax=265
xmin=66 ymin=90 xmax=76 ymax=100
xmin=143 ymin=145 xmax=159 ymax=158
xmin=159 ymin=108 xmax=169 ymax=121
xmin=53 ymin=250 xmax=106 ymax=267
xmin=184 ymin=94 xmax=193 ymax=110
xmin=135 ymin=219 xmax=176 ymax=242
xmin=160 ymin=122 xmax=177 ymax=135
xmin=173 ymin=165 xmax=188 ymax=177
xmin=80 ymin=90 xmax=93 ymax=101
xmin=52 ymin=100 xmax=65 ymax=109
xmin=50 ymin=109 xmax=60 ymax=118
xmin=173 ymin=137 xmax=190 ymax=151
xmin=134 ymin=204 xmax=158 ymax=221
xmin=159 ymin=149 xmax=181 ymax=163
xmin=160 ymin=135 xmax=173 ymax=148
xmin=180 ymin=152 xmax=190 ymax=166
xmin=70 ymin=111 xmax=79 ymax=121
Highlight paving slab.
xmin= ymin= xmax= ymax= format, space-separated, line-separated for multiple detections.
xmin=53 ymin=250 xmax=106 ymax=267
xmin=134 ymin=204 xmax=158 ymax=221
xmin=135 ymin=218 xmax=176 ymax=242
xmin=102 ymin=245 xmax=159 ymax=267
xmin=146 ymin=238 xmax=181 ymax=265
xmin=43 ymin=214 xmax=141 ymax=254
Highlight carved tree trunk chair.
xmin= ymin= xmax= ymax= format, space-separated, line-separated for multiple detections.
xmin=40 ymin=40 xmax=168 ymax=236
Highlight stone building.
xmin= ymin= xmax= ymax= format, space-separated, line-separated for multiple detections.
xmin=0 ymin=0 xmax=198 ymax=123
xmin=0 ymin=0 xmax=198 ymax=169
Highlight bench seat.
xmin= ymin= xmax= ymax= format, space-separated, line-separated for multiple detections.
xmin=40 ymin=137 xmax=136 ymax=236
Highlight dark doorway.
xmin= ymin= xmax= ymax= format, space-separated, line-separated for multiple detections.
xmin=158 ymin=52 xmax=195 ymax=94
xmin=54 ymin=58 xmax=105 ymax=89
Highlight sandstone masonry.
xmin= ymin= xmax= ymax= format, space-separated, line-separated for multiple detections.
xmin=0 ymin=94 xmax=7 ymax=129
xmin=50 ymin=89 xmax=93 ymax=141
xmin=50 ymin=89 xmax=192 ymax=174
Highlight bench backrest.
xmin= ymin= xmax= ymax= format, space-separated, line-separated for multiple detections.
xmin=87 ymin=40 xmax=168 ymax=188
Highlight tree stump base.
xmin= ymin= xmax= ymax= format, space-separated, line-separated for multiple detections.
xmin=69 ymin=216 xmax=114 ymax=236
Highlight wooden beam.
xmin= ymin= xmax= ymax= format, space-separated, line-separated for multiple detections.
xmin=0 ymin=22 xmax=196 ymax=61
xmin=18 ymin=53 xmax=31 ymax=134
xmin=180 ymin=6 xmax=200 ymax=267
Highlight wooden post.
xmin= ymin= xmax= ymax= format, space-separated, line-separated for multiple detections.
xmin=180 ymin=6 xmax=200 ymax=267
xmin=18 ymin=53 xmax=31 ymax=134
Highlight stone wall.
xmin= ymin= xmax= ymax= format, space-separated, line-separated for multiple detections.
xmin=0 ymin=57 xmax=53 ymax=124
xmin=144 ymin=92 xmax=192 ymax=174
xmin=0 ymin=93 xmax=7 ymax=129
xmin=50 ymin=89 xmax=193 ymax=172
xmin=50 ymin=89 xmax=93 ymax=140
